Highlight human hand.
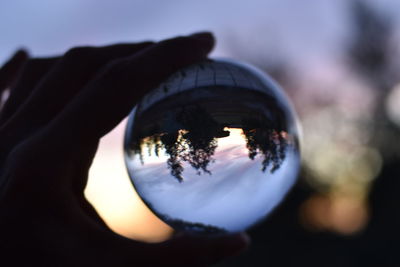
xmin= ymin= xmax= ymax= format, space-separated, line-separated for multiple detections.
xmin=0 ymin=32 xmax=249 ymax=266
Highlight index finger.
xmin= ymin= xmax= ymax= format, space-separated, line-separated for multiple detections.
xmin=0 ymin=50 xmax=28 ymax=94
xmin=44 ymin=32 xmax=215 ymax=150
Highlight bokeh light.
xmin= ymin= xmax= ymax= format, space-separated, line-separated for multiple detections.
xmin=386 ymin=83 xmax=400 ymax=126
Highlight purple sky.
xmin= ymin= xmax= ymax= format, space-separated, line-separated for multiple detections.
xmin=1 ymin=0 xmax=399 ymax=71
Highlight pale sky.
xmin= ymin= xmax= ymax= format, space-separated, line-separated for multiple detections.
xmin=2 ymin=0 xmax=399 ymax=68
xmin=127 ymin=129 xmax=300 ymax=232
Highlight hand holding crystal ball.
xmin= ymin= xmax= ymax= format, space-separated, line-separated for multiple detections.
xmin=124 ymin=59 xmax=300 ymax=235
xmin=0 ymin=33 xmax=258 ymax=266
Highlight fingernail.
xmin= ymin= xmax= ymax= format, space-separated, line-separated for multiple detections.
xmin=13 ymin=49 xmax=29 ymax=61
xmin=189 ymin=32 xmax=214 ymax=43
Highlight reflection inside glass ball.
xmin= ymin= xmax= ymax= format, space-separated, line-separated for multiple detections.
xmin=124 ymin=59 xmax=300 ymax=235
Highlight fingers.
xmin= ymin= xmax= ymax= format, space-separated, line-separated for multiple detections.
xmin=0 ymin=49 xmax=28 ymax=94
xmin=151 ymin=232 xmax=250 ymax=266
xmin=106 ymin=232 xmax=250 ymax=266
xmin=0 ymin=57 xmax=58 ymax=124
xmin=45 ymin=32 xmax=215 ymax=150
xmin=0 ymin=42 xmax=154 ymax=151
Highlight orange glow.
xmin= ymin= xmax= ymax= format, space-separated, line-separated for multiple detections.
xmin=85 ymin=120 xmax=173 ymax=243
xmin=300 ymin=193 xmax=369 ymax=235
xmin=221 ymin=127 xmax=247 ymax=147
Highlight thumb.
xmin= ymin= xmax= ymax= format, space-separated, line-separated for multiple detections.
xmin=0 ymin=49 xmax=28 ymax=93
xmin=105 ymin=232 xmax=250 ymax=266
xmin=155 ymin=233 xmax=251 ymax=266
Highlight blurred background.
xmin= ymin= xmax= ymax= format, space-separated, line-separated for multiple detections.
xmin=1 ymin=0 xmax=400 ymax=266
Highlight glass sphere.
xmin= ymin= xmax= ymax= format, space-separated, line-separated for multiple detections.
xmin=124 ymin=59 xmax=300 ymax=235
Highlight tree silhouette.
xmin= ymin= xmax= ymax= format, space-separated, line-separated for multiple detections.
xmin=129 ymin=105 xmax=225 ymax=182
xmin=174 ymin=105 xmax=225 ymax=177
xmin=127 ymin=95 xmax=290 ymax=181
xmin=241 ymin=116 xmax=287 ymax=173
xmin=349 ymin=0 xmax=395 ymax=91
xmin=348 ymin=0 xmax=400 ymax=160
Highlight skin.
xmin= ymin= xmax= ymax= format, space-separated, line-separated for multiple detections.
xmin=0 ymin=32 xmax=249 ymax=267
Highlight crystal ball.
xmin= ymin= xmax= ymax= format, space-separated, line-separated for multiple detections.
xmin=124 ymin=59 xmax=300 ymax=235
